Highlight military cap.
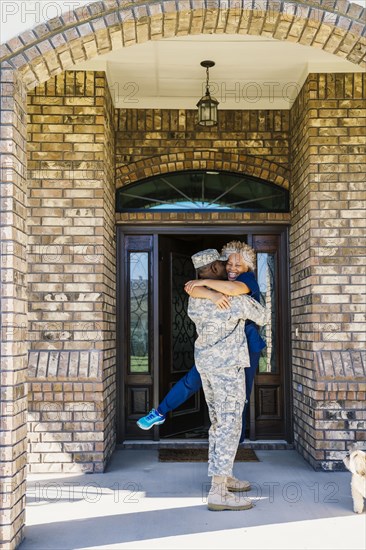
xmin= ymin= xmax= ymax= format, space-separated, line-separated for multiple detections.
xmin=191 ymin=249 xmax=220 ymax=270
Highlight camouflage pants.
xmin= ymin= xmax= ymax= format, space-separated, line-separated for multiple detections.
xmin=199 ymin=365 xmax=246 ymax=477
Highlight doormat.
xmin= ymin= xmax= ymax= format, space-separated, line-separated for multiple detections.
xmin=159 ymin=448 xmax=259 ymax=462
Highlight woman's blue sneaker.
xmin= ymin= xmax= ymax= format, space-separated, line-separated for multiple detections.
xmin=137 ymin=409 xmax=166 ymax=430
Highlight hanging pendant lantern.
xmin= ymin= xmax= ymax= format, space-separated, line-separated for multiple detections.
xmin=197 ymin=60 xmax=219 ymax=127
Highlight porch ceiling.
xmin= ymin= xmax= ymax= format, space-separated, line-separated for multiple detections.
xmin=72 ymin=34 xmax=361 ymax=110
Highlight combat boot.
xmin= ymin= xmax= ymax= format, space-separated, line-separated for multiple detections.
xmin=207 ymin=475 xmax=253 ymax=511
xmin=227 ymin=476 xmax=251 ymax=492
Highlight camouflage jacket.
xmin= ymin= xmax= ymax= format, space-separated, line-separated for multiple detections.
xmin=188 ymin=294 xmax=267 ymax=372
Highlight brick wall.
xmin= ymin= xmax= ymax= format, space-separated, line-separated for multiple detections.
xmin=0 ymin=64 xmax=28 ymax=550
xmin=26 ymin=71 xmax=116 ymax=473
xmin=115 ymin=109 xmax=290 ymax=168
xmin=290 ymin=72 xmax=366 ymax=470
xmin=115 ymin=108 xmax=291 ymax=225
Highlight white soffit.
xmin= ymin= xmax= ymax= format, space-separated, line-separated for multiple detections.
xmin=73 ymin=34 xmax=364 ymax=110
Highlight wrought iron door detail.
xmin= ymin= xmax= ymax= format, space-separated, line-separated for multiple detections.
xmin=129 ymin=252 xmax=149 ymax=373
xmin=171 ymin=252 xmax=195 ymax=373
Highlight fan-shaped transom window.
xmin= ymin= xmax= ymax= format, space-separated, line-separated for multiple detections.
xmin=116 ymin=171 xmax=289 ymax=212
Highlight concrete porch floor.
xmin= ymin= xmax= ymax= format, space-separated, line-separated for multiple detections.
xmin=20 ymin=449 xmax=365 ymax=550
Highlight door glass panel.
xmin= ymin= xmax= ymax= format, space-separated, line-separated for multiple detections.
xmin=171 ymin=253 xmax=195 ymax=373
xmin=257 ymin=252 xmax=277 ymax=374
xmin=129 ymin=252 xmax=149 ymax=373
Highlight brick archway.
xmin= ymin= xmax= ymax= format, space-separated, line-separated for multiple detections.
xmin=116 ymin=151 xmax=290 ymax=190
xmin=1 ymin=2 xmax=365 ymax=548
xmin=0 ymin=0 xmax=365 ymax=90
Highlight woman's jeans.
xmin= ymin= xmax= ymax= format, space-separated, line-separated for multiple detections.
xmin=159 ymin=351 xmax=261 ymax=441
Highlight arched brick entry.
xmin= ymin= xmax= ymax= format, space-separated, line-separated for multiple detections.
xmin=116 ymin=151 xmax=290 ymax=189
xmin=1 ymin=0 xmax=365 ymax=89
xmin=1 ymin=2 xmax=365 ymax=548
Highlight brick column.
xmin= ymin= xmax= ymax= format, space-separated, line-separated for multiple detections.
xmin=0 ymin=67 xmax=28 ymax=549
xmin=290 ymin=72 xmax=366 ymax=470
xmin=26 ymin=71 xmax=116 ymax=473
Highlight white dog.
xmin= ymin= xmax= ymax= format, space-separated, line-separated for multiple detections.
xmin=343 ymin=449 xmax=366 ymax=513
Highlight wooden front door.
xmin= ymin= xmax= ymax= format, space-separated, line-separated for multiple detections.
xmin=117 ymin=228 xmax=292 ymax=442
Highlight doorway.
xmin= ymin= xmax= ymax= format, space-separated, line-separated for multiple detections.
xmin=117 ymin=227 xmax=292 ymax=442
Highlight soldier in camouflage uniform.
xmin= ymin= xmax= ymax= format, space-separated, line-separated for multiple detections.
xmin=188 ymin=249 xmax=267 ymax=511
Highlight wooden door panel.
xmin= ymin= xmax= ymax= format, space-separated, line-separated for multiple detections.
xmin=250 ymin=233 xmax=289 ymax=439
xmin=128 ymin=387 xmax=151 ymax=417
xmin=122 ymin=235 xmax=155 ymax=439
xmin=256 ymin=385 xmax=281 ymax=419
